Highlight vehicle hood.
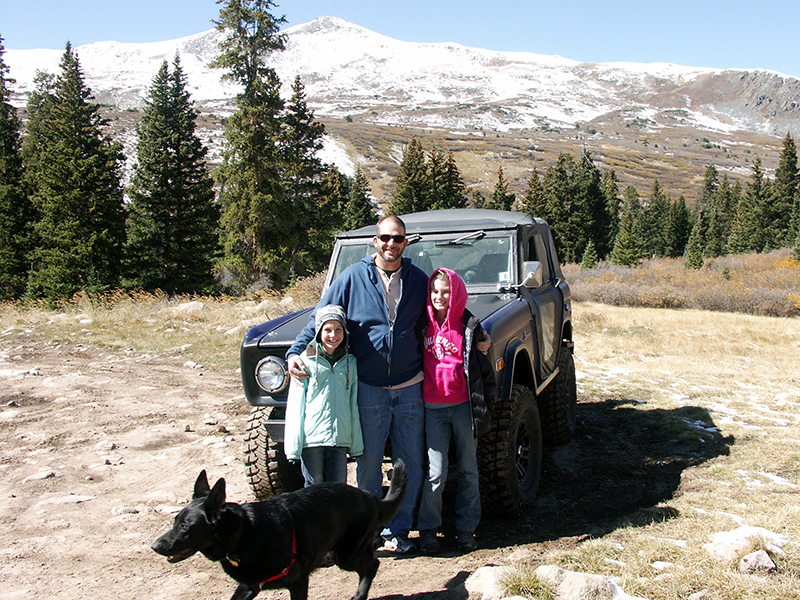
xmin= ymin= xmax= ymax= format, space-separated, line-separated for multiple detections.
xmin=464 ymin=293 xmax=507 ymax=322
xmin=244 ymin=308 xmax=313 ymax=348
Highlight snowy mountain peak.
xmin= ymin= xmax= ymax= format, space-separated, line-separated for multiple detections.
xmin=286 ymin=15 xmax=376 ymax=37
xmin=5 ymin=18 xmax=800 ymax=137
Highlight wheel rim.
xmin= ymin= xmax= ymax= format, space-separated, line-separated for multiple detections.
xmin=515 ymin=420 xmax=531 ymax=482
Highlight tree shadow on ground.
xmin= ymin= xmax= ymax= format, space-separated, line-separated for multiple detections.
xmin=441 ymin=397 xmax=734 ymax=550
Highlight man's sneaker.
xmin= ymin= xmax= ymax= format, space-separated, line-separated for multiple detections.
xmin=382 ymin=533 xmax=416 ymax=554
xmin=456 ymin=530 xmax=478 ymax=553
xmin=419 ymin=529 xmax=441 ymax=554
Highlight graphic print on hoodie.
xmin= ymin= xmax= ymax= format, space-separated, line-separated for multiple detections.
xmin=422 ymin=268 xmax=469 ymax=405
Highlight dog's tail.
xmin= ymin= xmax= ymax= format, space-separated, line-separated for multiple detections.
xmin=378 ymin=459 xmax=407 ymax=525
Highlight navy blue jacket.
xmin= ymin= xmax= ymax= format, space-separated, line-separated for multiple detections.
xmin=287 ymin=256 xmax=429 ymax=387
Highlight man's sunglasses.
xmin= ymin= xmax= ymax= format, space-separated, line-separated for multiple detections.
xmin=377 ymin=234 xmax=406 ymax=243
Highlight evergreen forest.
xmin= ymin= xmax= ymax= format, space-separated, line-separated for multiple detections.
xmin=1 ymin=1 xmax=799 ymax=304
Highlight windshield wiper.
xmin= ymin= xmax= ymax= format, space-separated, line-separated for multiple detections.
xmin=434 ymin=230 xmax=486 ymax=247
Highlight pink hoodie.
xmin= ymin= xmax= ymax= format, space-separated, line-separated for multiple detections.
xmin=422 ymin=268 xmax=469 ymax=405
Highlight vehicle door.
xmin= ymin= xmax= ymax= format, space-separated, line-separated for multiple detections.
xmin=518 ymin=227 xmax=561 ymax=381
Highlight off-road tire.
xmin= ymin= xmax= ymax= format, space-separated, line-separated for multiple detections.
xmin=243 ymin=406 xmax=304 ymax=499
xmin=538 ymin=346 xmax=578 ymax=446
xmin=478 ymin=384 xmax=543 ymax=515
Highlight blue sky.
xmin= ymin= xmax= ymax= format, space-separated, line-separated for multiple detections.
xmin=2 ymin=0 xmax=799 ymax=79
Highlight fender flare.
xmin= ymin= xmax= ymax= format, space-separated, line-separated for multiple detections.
xmin=497 ymin=338 xmax=537 ymax=401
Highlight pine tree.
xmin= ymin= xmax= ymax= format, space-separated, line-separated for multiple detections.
xmin=642 ymin=179 xmax=670 ymax=257
xmin=469 ymin=189 xmax=486 ymax=209
xmin=728 ymin=157 xmax=768 ymax=253
xmin=769 ymin=133 xmax=798 ymax=248
xmin=21 ymin=71 xmax=57 ymax=176
xmin=580 ymin=239 xmax=598 ymax=270
xmin=211 ymin=0 xmax=288 ymax=291
xmin=281 ymin=75 xmax=333 ymax=278
xmin=319 ymin=166 xmax=348 ymax=227
xmin=792 ymin=229 xmax=800 ymax=262
xmin=704 ymin=209 xmax=723 ymax=258
xmin=601 ymin=168 xmax=621 ymax=244
xmin=389 ymin=138 xmax=428 ymax=215
xmin=790 ymin=194 xmax=800 ymax=245
xmin=791 ymin=197 xmax=800 ymax=250
xmin=25 ymin=43 xmax=125 ymax=302
xmin=540 ymin=156 xmax=571 ymax=258
xmin=710 ymin=174 xmax=738 ymax=252
xmin=698 ymin=164 xmax=719 ymax=212
xmin=426 ymin=146 xmax=446 ymax=210
xmin=428 ymin=149 xmax=467 ymax=210
xmin=664 ymin=195 xmax=692 ymax=258
xmin=540 ymin=152 xmax=612 ymax=263
xmin=485 ymin=166 xmax=515 ymax=211
xmin=520 ymin=167 xmax=546 ymax=218
xmin=0 ymin=37 xmax=34 ymax=299
xmin=684 ymin=219 xmax=705 ymax=269
xmin=343 ymin=167 xmax=377 ymax=231
xmin=125 ymin=56 xmax=219 ymax=294
xmin=575 ymin=152 xmax=614 ymax=259
xmin=611 ymin=186 xmax=645 ymax=266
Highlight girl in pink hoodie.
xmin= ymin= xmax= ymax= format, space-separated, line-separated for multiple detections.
xmin=417 ymin=268 xmax=496 ymax=554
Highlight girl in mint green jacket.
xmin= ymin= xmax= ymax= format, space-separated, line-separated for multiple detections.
xmin=284 ymin=305 xmax=363 ymax=486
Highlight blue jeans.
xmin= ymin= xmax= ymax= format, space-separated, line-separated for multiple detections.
xmin=417 ymin=401 xmax=481 ymax=533
xmin=356 ymin=381 xmax=425 ymax=537
xmin=301 ymin=446 xmax=348 ymax=486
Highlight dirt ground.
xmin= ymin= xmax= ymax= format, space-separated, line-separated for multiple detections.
xmin=0 ymin=327 xmax=730 ymax=600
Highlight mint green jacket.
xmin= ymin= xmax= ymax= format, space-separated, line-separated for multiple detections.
xmin=284 ymin=344 xmax=363 ymax=460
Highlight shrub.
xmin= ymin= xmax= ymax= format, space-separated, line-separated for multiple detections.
xmin=563 ymin=249 xmax=800 ymax=318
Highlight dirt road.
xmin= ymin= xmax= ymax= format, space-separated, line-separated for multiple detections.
xmin=0 ymin=313 xmax=740 ymax=600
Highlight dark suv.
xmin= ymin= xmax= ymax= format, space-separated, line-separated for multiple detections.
xmin=240 ymin=209 xmax=576 ymax=514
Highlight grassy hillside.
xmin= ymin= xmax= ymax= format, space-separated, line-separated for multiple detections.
xmin=97 ymin=105 xmax=788 ymax=209
xmin=322 ymin=116 xmax=786 ymax=207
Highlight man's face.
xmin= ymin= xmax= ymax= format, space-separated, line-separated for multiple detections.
xmin=373 ymin=221 xmax=407 ymax=267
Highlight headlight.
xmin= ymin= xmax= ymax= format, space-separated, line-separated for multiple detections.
xmin=255 ymin=357 xmax=288 ymax=393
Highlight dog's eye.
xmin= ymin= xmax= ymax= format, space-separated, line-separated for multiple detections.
xmin=180 ymin=522 xmax=189 ymax=531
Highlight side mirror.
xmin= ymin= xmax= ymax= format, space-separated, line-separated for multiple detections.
xmin=521 ymin=261 xmax=544 ymax=289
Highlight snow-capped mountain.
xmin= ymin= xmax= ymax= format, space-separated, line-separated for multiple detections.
xmin=6 ymin=16 xmax=800 ymax=138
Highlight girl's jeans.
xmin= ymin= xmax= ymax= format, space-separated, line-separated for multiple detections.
xmin=417 ymin=401 xmax=481 ymax=533
xmin=301 ymin=446 xmax=348 ymax=486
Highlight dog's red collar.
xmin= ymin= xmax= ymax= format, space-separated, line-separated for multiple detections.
xmin=256 ymin=531 xmax=297 ymax=585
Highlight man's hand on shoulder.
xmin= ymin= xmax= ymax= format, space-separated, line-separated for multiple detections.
xmin=287 ymin=355 xmax=309 ymax=380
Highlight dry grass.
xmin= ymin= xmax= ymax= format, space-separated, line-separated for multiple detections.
xmin=519 ymin=302 xmax=800 ymax=600
xmin=2 ymin=268 xmax=799 ymax=599
xmin=0 ymin=277 xmax=324 ymax=370
xmin=564 ymin=249 xmax=800 ymax=318
xmin=501 ymin=564 xmax=555 ymax=599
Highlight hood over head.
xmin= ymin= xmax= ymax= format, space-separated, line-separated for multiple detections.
xmin=427 ymin=267 xmax=467 ymax=328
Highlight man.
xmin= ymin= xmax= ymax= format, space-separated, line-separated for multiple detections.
xmin=287 ymin=215 xmax=428 ymax=553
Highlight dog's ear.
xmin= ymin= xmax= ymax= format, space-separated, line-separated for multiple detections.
xmin=193 ymin=470 xmax=211 ymax=499
xmin=204 ymin=477 xmax=226 ymax=520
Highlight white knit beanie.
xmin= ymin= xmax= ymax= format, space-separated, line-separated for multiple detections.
xmin=314 ymin=304 xmax=348 ymax=344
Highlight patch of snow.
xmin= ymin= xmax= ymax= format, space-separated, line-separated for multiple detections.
xmin=319 ymin=136 xmax=356 ymax=177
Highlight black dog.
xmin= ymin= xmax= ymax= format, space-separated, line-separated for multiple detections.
xmin=152 ymin=460 xmax=406 ymax=600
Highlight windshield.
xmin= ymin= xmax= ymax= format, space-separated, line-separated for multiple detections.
xmin=329 ymin=234 xmax=514 ymax=288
